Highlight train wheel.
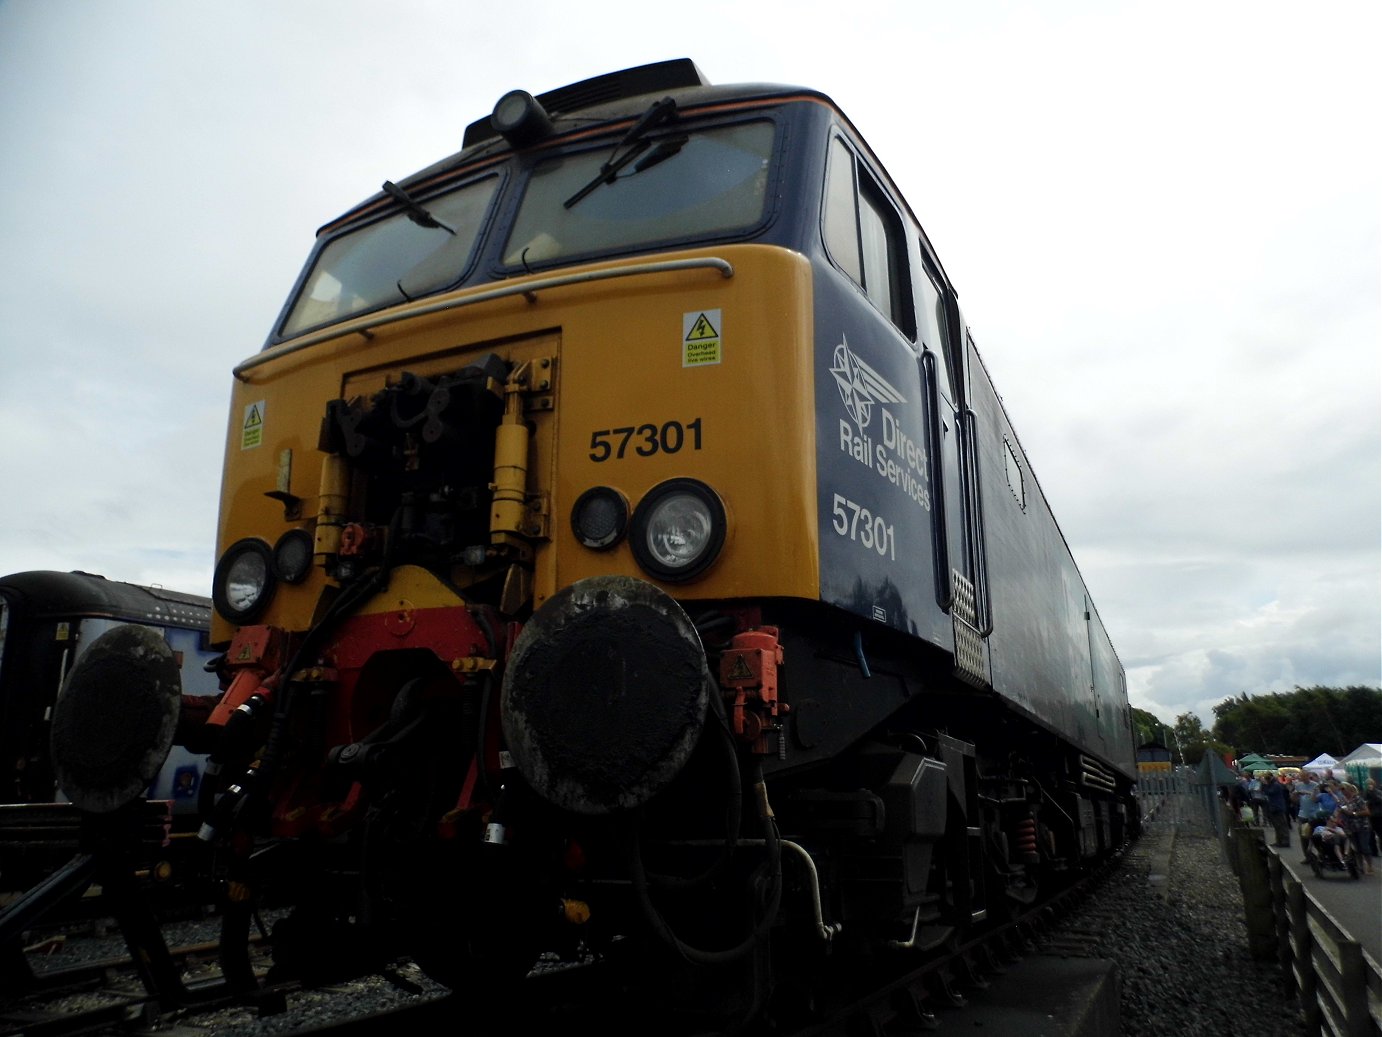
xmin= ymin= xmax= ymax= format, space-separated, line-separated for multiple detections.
xmin=405 ymin=841 xmax=549 ymax=992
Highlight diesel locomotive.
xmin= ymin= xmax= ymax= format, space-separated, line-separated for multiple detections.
xmin=56 ymin=59 xmax=1137 ymax=1028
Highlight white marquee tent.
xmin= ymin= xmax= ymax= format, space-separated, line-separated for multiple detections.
xmin=1339 ymin=743 xmax=1382 ymax=768
xmin=1301 ymin=752 xmax=1346 ymax=778
xmin=1303 ymin=747 xmax=1382 ymax=781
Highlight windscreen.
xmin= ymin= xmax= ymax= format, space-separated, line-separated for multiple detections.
xmin=275 ymin=118 xmax=777 ymax=340
xmin=280 ymin=173 xmax=501 ymax=338
xmin=503 ymin=120 xmax=775 ymax=268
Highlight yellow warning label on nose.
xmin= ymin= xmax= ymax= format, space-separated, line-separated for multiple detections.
xmin=683 ymin=309 xmax=722 ymax=367
xmin=241 ymin=400 xmax=265 ymax=450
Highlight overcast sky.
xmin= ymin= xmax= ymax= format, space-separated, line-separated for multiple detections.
xmin=1 ymin=0 xmax=1377 ymax=731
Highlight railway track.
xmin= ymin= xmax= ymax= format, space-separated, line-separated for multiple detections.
xmin=3 ymin=941 xmax=265 ymax=1037
xmin=2 ymin=838 xmax=1134 ymax=1037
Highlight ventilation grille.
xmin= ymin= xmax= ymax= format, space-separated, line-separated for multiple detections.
xmin=951 ymin=571 xmax=987 ymax=687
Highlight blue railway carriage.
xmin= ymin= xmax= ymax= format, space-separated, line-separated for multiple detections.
xmin=71 ymin=59 xmax=1136 ymax=1029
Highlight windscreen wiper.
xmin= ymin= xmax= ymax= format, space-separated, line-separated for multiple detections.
xmin=563 ymin=96 xmax=679 ymax=209
xmin=633 ymin=134 xmax=688 ymax=174
xmin=382 ymin=180 xmax=455 ymax=234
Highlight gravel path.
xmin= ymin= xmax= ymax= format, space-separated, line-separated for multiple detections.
xmin=1054 ymin=793 xmax=1310 ymax=1037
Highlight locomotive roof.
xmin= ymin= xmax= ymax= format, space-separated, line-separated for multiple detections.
xmin=296 ymin=57 xmax=959 ymax=341
xmin=0 ymin=569 xmax=211 ymax=628
xmin=320 ymin=58 xmax=833 ymax=236
xmin=457 ymin=58 xmax=828 ymax=149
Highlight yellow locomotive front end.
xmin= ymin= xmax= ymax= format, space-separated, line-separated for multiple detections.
xmin=211 ymin=243 xmax=818 ymax=825
xmin=217 ymin=243 xmax=818 ymax=635
xmin=195 ymin=63 xmax=848 ymax=1010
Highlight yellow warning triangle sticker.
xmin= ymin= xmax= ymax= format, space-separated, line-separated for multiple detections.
xmin=244 ymin=405 xmax=264 ymax=428
xmin=727 ymin=655 xmax=754 ymax=681
xmin=686 ymin=313 xmax=719 ymax=341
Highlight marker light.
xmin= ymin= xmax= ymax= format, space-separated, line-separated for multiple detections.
xmin=571 ymin=487 xmax=629 ymax=550
xmin=273 ymin=529 xmax=314 ymax=584
xmin=212 ymin=538 xmax=275 ymax=624
xmin=630 ymin=479 xmax=726 ymax=582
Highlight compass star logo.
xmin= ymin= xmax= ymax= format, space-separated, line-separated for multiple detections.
xmin=830 ymin=337 xmax=905 ymax=431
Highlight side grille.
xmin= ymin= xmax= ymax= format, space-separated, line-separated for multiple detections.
xmin=951 ymin=571 xmax=987 ymax=688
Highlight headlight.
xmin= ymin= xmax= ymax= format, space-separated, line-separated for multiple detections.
xmin=213 ymin=538 xmax=275 ymax=623
xmin=571 ymin=486 xmax=629 ymax=550
xmin=630 ymin=479 xmax=726 ymax=582
xmin=491 ymin=89 xmax=554 ymax=148
xmin=273 ymin=529 xmax=314 ymax=584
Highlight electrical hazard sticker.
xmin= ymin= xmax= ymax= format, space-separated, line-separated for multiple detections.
xmin=682 ymin=309 xmax=722 ymax=367
xmin=241 ymin=400 xmax=265 ymax=450
xmin=725 ymin=654 xmax=755 ymax=681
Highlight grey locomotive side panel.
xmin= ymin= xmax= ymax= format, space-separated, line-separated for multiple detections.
xmin=1087 ymin=602 xmax=1135 ymax=775
xmin=966 ymin=346 xmax=1108 ymax=750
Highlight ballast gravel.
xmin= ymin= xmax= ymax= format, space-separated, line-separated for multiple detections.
xmin=1055 ymin=800 xmax=1309 ymax=1037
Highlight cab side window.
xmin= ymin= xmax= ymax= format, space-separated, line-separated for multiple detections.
xmin=823 ymin=137 xmax=914 ymax=337
xmin=823 ymin=139 xmax=862 ymax=284
xmin=916 ymin=265 xmax=956 ymax=401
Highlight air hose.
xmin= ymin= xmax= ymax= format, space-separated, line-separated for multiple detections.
xmin=631 ymin=752 xmax=783 ymax=967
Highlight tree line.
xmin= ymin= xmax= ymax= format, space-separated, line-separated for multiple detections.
xmin=1131 ymin=685 xmax=1382 ymax=766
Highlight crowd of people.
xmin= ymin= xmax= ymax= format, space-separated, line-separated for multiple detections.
xmin=1226 ymin=769 xmax=1381 ymax=876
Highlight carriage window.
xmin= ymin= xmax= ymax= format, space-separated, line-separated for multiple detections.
xmin=823 ymin=137 xmax=912 ymax=335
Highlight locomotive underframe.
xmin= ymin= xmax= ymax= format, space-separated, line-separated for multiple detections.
xmin=193 ymin=581 xmax=1129 ymax=1021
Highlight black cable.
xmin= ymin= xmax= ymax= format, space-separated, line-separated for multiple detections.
xmin=630 ymin=755 xmax=783 ymax=967
xmin=642 ymin=682 xmax=742 ymax=893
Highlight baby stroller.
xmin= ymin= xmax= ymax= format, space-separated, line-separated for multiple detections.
xmin=1304 ymin=824 xmax=1359 ymax=880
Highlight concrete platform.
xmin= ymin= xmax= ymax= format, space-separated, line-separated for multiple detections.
xmin=931 ymin=955 xmax=1120 ymax=1036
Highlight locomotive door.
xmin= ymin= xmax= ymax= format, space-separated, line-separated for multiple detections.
xmin=920 ymin=281 xmax=990 ymax=688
